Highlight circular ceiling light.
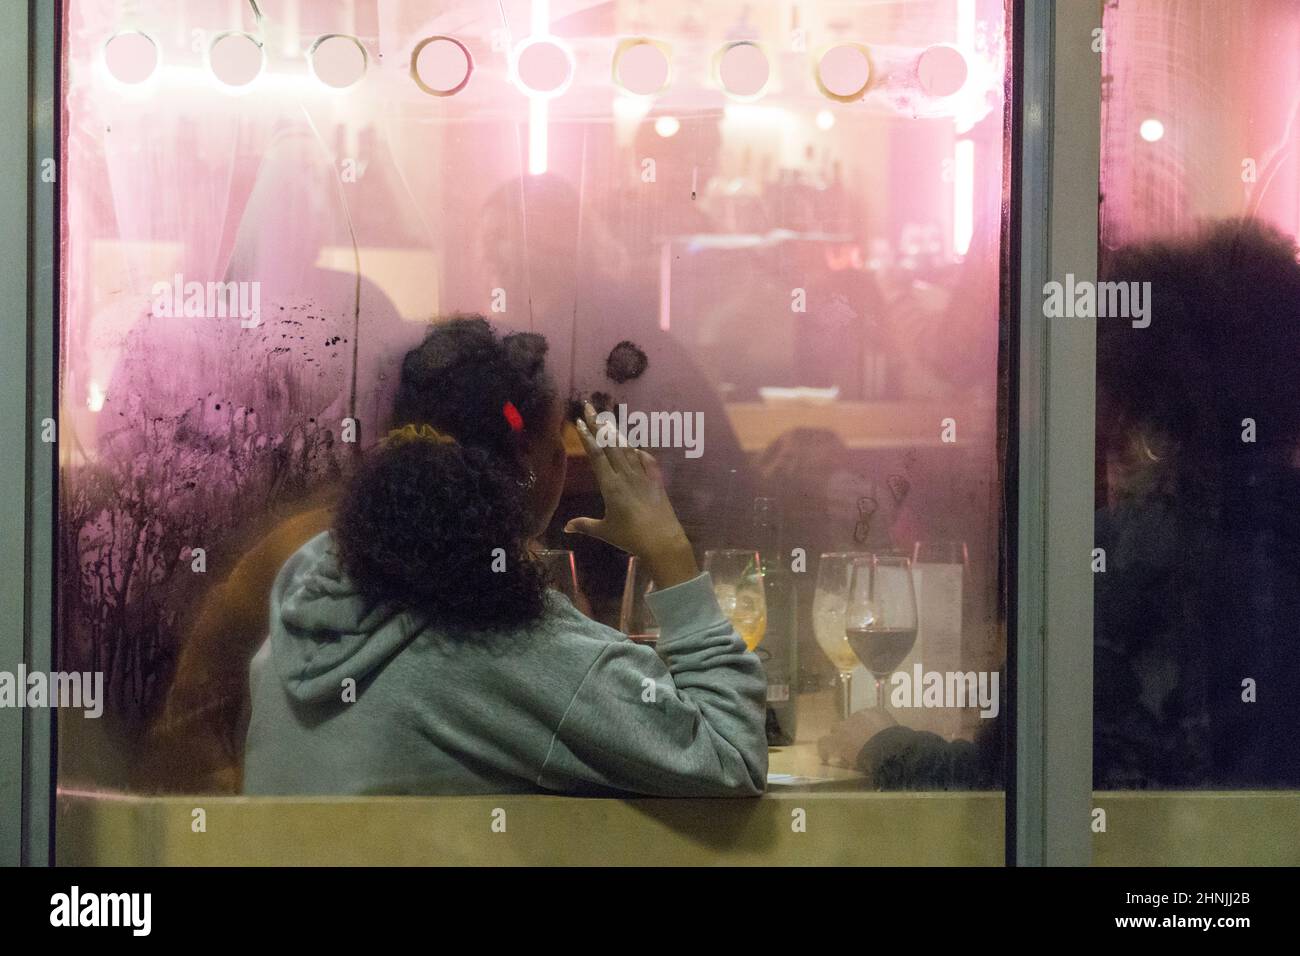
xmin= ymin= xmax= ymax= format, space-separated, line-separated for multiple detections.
xmin=310 ymin=34 xmax=368 ymax=90
xmin=654 ymin=115 xmax=680 ymax=138
xmin=716 ymin=40 xmax=770 ymax=100
xmin=209 ymin=32 xmax=264 ymax=90
xmin=412 ymin=36 xmax=473 ymax=96
xmin=917 ymin=44 xmax=969 ymax=98
xmin=513 ymin=36 xmax=575 ymax=97
xmin=1139 ymin=118 xmax=1165 ymax=142
xmin=614 ymin=39 xmax=670 ymax=96
xmin=816 ymin=43 xmax=872 ymax=103
xmin=104 ymin=30 xmax=160 ymax=86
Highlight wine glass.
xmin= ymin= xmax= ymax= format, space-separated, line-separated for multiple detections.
xmin=619 ymin=556 xmax=658 ymax=646
xmin=912 ymin=540 xmax=969 ymax=570
xmin=813 ymin=552 xmax=870 ymax=718
xmin=845 ymin=554 xmax=918 ymax=712
xmin=536 ymin=549 xmax=580 ymax=604
xmin=703 ymin=549 xmax=767 ymax=651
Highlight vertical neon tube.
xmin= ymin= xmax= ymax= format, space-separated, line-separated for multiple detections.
xmin=659 ymin=242 xmax=673 ymax=331
xmin=526 ymin=0 xmax=552 ymax=175
xmin=957 ymin=0 xmax=976 ymax=51
xmin=954 ymin=139 xmax=975 ymax=256
xmin=954 ymin=0 xmax=978 ymax=257
xmin=529 ymin=97 xmax=549 ymax=175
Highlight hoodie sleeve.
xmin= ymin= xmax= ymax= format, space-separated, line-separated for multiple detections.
xmin=536 ymin=573 xmax=769 ymax=797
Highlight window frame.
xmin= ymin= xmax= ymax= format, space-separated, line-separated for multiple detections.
xmin=7 ymin=0 xmax=1108 ymax=867
xmin=3 ymin=0 xmax=58 ymax=868
xmin=1010 ymin=0 xmax=1100 ymax=867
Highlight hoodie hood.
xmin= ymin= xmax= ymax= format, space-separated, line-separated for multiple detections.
xmin=269 ymin=531 xmax=424 ymax=704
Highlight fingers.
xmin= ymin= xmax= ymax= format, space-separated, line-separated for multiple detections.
xmin=563 ymin=516 xmax=609 ymax=544
xmin=575 ymin=413 xmax=617 ymax=487
xmin=584 ymin=401 xmax=638 ymax=476
xmin=635 ymin=449 xmax=662 ymax=484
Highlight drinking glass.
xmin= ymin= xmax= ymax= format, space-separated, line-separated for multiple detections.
xmin=536 ymin=549 xmax=580 ymax=604
xmin=912 ymin=541 xmax=969 ymax=570
xmin=813 ymin=552 xmax=870 ymax=718
xmin=619 ymin=555 xmax=659 ymax=646
xmin=703 ymin=549 xmax=767 ymax=651
xmin=845 ymin=554 xmax=918 ymax=712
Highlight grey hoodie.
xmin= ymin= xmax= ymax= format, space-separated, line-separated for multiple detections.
xmin=244 ymin=532 xmax=768 ymax=797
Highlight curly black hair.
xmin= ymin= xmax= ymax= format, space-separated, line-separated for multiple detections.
xmin=1098 ymin=219 xmax=1300 ymax=477
xmin=333 ymin=315 xmax=557 ymax=630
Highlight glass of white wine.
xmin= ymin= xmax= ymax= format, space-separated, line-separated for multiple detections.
xmin=814 ymin=552 xmax=870 ymax=718
xmin=704 ymin=549 xmax=767 ymax=651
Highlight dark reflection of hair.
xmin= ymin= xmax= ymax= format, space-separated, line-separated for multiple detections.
xmin=1095 ymin=218 xmax=1300 ymax=788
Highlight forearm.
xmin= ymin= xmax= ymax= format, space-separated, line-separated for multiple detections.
xmin=640 ymin=531 xmax=699 ymax=589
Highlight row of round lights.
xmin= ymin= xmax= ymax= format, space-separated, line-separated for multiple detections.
xmin=104 ymin=29 xmax=969 ymax=103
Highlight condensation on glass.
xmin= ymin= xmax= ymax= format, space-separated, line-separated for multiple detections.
xmin=1096 ymin=0 xmax=1300 ymax=789
xmin=59 ymin=1 xmax=1011 ymax=803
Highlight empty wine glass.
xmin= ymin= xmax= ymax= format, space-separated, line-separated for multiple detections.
xmin=703 ymin=549 xmax=766 ymax=651
xmin=813 ymin=552 xmax=870 ymax=718
xmin=619 ymin=555 xmax=659 ymax=646
xmin=912 ymin=540 xmax=969 ymax=569
xmin=845 ymin=554 xmax=918 ymax=712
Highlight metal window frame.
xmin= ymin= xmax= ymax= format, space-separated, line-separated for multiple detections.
xmin=4 ymin=0 xmax=1100 ymax=868
xmin=1010 ymin=0 xmax=1100 ymax=867
xmin=2 ymin=0 xmax=58 ymax=868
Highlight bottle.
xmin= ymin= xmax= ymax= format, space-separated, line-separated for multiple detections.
xmin=754 ymin=498 xmax=798 ymax=746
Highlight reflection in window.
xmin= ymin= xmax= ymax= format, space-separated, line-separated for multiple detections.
xmin=1096 ymin=0 xmax=1300 ymax=789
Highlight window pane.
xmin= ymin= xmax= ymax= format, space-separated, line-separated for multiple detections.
xmin=57 ymin=0 xmax=1012 ymax=862
xmin=1095 ymin=0 xmax=1300 ymax=800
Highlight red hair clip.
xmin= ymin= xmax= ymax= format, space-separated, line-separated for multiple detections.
xmin=503 ymin=401 xmax=524 ymax=433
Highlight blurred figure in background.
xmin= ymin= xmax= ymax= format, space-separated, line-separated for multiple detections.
xmin=819 ymin=218 xmax=1300 ymax=791
xmin=1094 ymin=218 xmax=1300 ymax=788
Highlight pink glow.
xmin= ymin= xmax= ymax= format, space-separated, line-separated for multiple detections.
xmin=57 ymin=0 xmax=1011 ymax=793
xmin=1100 ymin=0 xmax=1300 ymax=244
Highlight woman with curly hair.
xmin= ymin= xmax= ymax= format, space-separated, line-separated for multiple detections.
xmin=243 ymin=316 xmax=767 ymax=796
